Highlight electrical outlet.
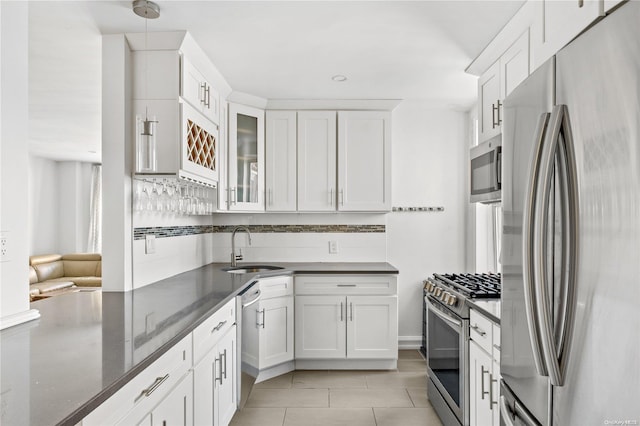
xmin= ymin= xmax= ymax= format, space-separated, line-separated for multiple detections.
xmin=0 ymin=234 xmax=8 ymax=262
xmin=329 ymin=240 xmax=339 ymax=254
xmin=145 ymin=235 xmax=156 ymax=254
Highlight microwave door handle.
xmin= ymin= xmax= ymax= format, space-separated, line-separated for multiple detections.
xmin=496 ymin=148 xmax=502 ymax=189
xmin=522 ymin=112 xmax=551 ymax=378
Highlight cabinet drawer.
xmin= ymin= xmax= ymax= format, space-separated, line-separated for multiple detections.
xmin=259 ymin=275 xmax=293 ymax=299
xmin=492 ymin=323 xmax=501 ymax=362
xmin=295 ymin=275 xmax=397 ymax=295
xmin=83 ymin=334 xmax=192 ymax=426
xmin=470 ymin=309 xmax=494 ymax=354
xmin=193 ymin=298 xmax=236 ymax=363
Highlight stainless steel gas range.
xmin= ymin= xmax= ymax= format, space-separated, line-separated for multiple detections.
xmin=424 ymin=273 xmax=500 ymax=426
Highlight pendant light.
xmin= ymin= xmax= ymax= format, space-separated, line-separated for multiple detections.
xmin=133 ymin=0 xmax=160 ymax=173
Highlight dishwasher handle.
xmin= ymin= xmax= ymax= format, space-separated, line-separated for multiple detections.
xmin=241 ymin=281 xmax=261 ymax=308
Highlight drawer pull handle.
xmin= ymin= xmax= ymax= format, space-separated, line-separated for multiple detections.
xmin=211 ymin=320 xmax=227 ymax=333
xmin=471 ymin=324 xmax=487 ymax=336
xmin=337 ymin=284 xmax=357 ymax=287
xmin=136 ymin=374 xmax=169 ymax=402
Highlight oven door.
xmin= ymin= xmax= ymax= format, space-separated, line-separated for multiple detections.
xmin=426 ymin=296 xmax=468 ymax=424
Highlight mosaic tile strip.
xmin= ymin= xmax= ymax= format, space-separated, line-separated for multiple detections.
xmin=133 ymin=224 xmax=385 ymax=240
xmin=211 ymin=225 xmax=386 ymax=233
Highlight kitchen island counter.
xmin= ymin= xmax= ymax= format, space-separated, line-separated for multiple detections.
xmin=0 ymin=262 xmax=397 ymax=426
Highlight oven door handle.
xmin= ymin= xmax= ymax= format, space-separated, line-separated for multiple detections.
xmin=426 ymin=297 xmax=461 ymax=328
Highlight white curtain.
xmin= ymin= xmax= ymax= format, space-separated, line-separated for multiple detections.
xmin=87 ymin=164 xmax=102 ymax=253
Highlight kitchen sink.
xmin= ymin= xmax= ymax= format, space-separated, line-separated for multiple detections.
xmin=222 ymin=265 xmax=285 ymax=274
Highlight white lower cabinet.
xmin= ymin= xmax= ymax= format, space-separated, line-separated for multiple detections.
xmin=83 ymin=299 xmax=238 ymax=426
xmin=120 ymin=372 xmax=193 ymax=426
xmin=469 ymin=309 xmax=500 ymax=426
xmin=242 ymin=276 xmax=295 ymax=380
xmin=295 ymin=295 xmax=347 ymax=359
xmin=294 ymin=275 xmax=398 ymax=365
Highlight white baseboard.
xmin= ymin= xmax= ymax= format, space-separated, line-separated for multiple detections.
xmin=0 ymin=309 xmax=40 ymax=330
xmin=398 ymin=335 xmax=422 ymax=350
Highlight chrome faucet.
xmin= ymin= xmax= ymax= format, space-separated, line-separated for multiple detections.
xmin=231 ymin=226 xmax=252 ymax=267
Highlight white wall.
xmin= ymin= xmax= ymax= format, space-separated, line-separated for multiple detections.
xmin=28 ymin=156 xmax=94 ymax=256
xmin=387 ymin=101 xmax=469 ymax=345
xmin=1 ymin=1 xmax=40 ymax=329
xmin=28 ymin=156 xmax=59 ymax=255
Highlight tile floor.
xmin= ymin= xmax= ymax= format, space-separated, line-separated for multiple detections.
xmin=230 ymin=350 xmax=443 ymax=426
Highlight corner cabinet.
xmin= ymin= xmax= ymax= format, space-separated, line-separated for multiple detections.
xmin=338 ymin=111 xmax=391 ymax=211
xmin=242 ymin=276 xmax=295 ymax=382
xmin=294 ymin=275 xmax=398 ymax=369
xmin=228 ymin=103 xmax=265 ymax=211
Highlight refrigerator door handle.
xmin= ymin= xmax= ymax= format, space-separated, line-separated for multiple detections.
xmin=522 ymin=112 xmax=551 ymax=377
xmin=534 ymin=104 xmax=579 ymax=387
xmin=499 ymin=396 xmax=517 ymax=426
xmin=554 ymin=105 xmax=580 ymax=381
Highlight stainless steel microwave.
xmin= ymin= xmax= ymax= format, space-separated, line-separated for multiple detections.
xmin=470 ymin=139 xmax=501 ymax=203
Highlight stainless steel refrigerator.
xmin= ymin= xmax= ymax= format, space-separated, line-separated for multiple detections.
xmin=500 ymin=2 xmax=640 ymax=425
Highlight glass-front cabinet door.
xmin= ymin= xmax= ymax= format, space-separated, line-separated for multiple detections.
xmin=228 ymin=103 xmax=264 ymax=211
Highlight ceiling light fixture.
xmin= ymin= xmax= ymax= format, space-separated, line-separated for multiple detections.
xmin=331 ymin=74 xmax=348 ymax=82
xmin=133 ymin=0 xmax=160 ymax=173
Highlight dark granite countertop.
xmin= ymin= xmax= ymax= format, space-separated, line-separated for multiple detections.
xmin=0 ymin=261 xmax=397 ymax=426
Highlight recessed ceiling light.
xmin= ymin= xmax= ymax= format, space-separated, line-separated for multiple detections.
xmin=331 ymin=75 xmax=348 ymax=82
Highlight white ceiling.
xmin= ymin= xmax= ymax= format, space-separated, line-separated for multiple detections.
xmin=28 ymin=0 xmax=524 ymax=163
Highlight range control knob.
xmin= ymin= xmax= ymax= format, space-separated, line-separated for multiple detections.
xmin=443 ymin=292 xmax=452 ymax=303
xmin=434 ymin=288 xmax=443 ymax=297
xmin=447 ymin=294 xmax=457 ymax=306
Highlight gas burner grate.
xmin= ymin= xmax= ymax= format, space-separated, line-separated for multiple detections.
xmin=434 ymin=273 xmax=501 ymax=299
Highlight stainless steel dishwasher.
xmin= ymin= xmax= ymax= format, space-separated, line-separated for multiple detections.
xmin=235 ymin=280 xmax=261 ymax=409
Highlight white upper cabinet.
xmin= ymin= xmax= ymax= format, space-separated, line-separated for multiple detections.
xmin=228 ymin=103 xmax=265 ymax=211
xmin=132 ymin=49 xmax=220 ymax=186
xmin=532 ymin=0 xmax=603 ymax=70
xmin=216 ymin=102 xmax=229 ymax=211
xmin=265 ymin=111 xmax=297 ymax=211
xmin=337 ymin=111 xmax=392 ymax=212
xmin=477 ymin=30 xmax=530 ymax=143
xmin=500 ymin=30 xmax=530 ymax=98
xmin=297 ymin=111 xmax=337 ymax=212
xmin=478 ymin=61 xmax=502 ymax=143
xmin=181 ymin=57 xmax=220 ymax=125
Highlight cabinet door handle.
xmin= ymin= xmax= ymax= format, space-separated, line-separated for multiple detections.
xmin=223 ymin=348 xmax=228 ymax=379
xmin=328 ymin=188 xmax=334 ymax=206
xmin=340 ymin=302 xmax=344 ymax=322
xmin=471 ymin=324 xmax=487 ymax=337
xmin=489 ymin=373 xmax=498 ymax=409
xmin=349 ymin=302 xmax=353 ymax=321
xmin=135 ymin=374 xmax=169 ymax=402
xmin=211 ymin=320 xmax=227 ymax=334
xmin=492 ymin=102 xmax=499 ymax=128
xmin=205 ymin=84 xmax=211 ymax=108
xmin=497 ymin=100 xmax=503 ymax=126
xmin=231 ymin=187 xmax=237 ymax=205
xmin=200 ymin=83 xmax=207 ymax=105
xmin=481 ymin=366 xmax=490 ymax=400
xmin=268 ymin=188 xmax=273 ymax=206
xmin=339 ymin=189 xmax=344 ymax=206
xmin=215 ymin=356 xmax=223 ymax=384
